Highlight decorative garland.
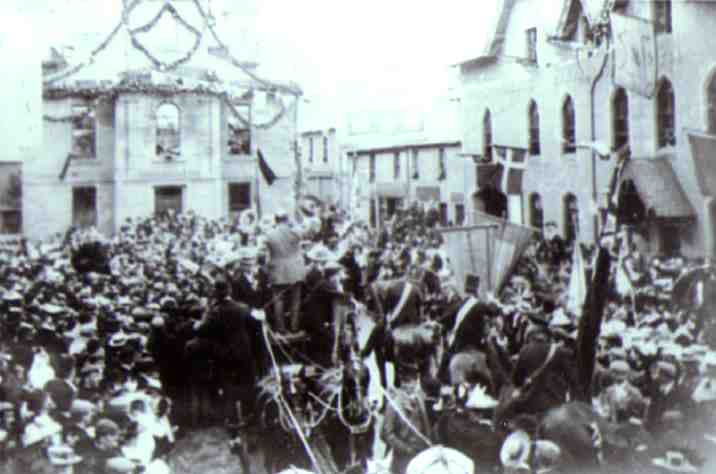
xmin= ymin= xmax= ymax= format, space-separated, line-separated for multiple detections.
xmin=124 ymin=1 xmax=205 ymax=72
xmin=43 ymin=1 xmax=135 ymax=86
xmin=43 ymin=0 xmax=302 ymax=129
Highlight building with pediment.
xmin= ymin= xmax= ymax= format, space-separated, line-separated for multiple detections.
xmin=457 ymin=0 xmax=716 ymax=258
xmin=28 ymin=0 xmax=302 ymax=240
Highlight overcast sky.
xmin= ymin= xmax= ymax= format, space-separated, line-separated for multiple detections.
xmin=10 ymin=0 xmax=495 ymax=130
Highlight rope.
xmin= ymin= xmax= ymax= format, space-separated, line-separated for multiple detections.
xmin=337 ymin=377 xmax=373 ymax=435
xmin=262 ymin=322 xmax=324 ymax=474
xmin=379 ymin=384 xmax=433 ymax=448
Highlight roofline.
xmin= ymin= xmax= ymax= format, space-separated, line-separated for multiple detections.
xmin=347 ymin=141 xmax=461 ymax=156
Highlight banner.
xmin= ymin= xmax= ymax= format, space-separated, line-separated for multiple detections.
xmin=687 ymin=130 xmax=716 ymax=196
xmin=440 ymin=211 xmax=536 ymax=298
xmin=257 ymin=149 xmax=277 ymax=186
xmin=566 ymin=243 xmax=588 ymax=316
xmin=611 ymin=12 xmax=657 ymax=98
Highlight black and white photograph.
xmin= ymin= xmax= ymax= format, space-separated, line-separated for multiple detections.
xmin=1 ymin=0 xmax=716 ymax=473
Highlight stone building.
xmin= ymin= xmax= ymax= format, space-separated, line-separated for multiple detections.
xmin=298 ymin=128 xmax=348 ymax=207
xmin=0 ymin=4 xmax=42 ymax=237
xmin=457 ymin=0 xmax=716 ymax=258
xmin=345 ymin=99 xmax=475 ymax=227
xmin=28 ymin=0 xmax=301 ymax=241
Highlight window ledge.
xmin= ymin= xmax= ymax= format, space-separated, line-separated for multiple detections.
xmin=562 ymin=152 xmax=577 ymax=158
xmin=153 ymin=158 xmax=186 ymax=164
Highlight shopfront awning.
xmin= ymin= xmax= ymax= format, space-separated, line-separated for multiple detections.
xmin=374 ymin=182 xmax=408 ymax=198
xmin=619 ymin=157 xmax=695 ymax=220
xmin=415 ymin=186 xmax=441 ymax=202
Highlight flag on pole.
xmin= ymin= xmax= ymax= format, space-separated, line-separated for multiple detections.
xmin=611 ymin=12 xmax=657 ymax=98
xmin=257 ymin=149 xmax=277 ymax=186
xmin=492 ymin=146 xmax=528 ymax=195
xmin=687 ymin=130 xmax=716 ymax=196
xmin=566 ymin=244 xmax=587 ymax=316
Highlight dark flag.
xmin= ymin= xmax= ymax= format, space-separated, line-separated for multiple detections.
xmin=257 ymin=149 xmax=277 ymax=186
xmin=575 ymin=245 xmax=611 ymax=402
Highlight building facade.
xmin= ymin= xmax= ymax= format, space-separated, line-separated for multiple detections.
xmin=458 ymin=0 xmax=716 ymax=258
xmin=26 ymin=0 xmax=301 ymax=241
xmin=298 ymin=128 xmax=348 ymax=207
xmin=0 ymin=4 xmax=42 ymax=237
xmin=348 ymin=140 xmax=475 ymax=227
xmin=344 ymin=99 xmax=474 ymax=227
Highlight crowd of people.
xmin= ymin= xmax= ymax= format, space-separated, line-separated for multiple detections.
xmin=0 ymin=199 xmax=715 ymax=474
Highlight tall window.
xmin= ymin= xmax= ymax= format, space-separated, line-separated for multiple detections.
xmin=227 ymin=102 xmax=251 ymax=155
xmin=71 ymin=102 xmax=96 ymax=158
xmin=483 ymin=110 xmax=493 ymax=161
xmin=529 ymin=193 xmax=543 ymax=232
xmin=526 ymin=27 xmax=538 ymax=63
xmin=708 ymin=73 xmax=716 ymax=134
xmin=155 ymin=186 xmax=183 ymax=215
xmin=528 ymin=100 xmax=540 ymax=155
xmin=322 ymin=135 xmax=328 ymax=163
xmin=562 ymin=96 xmax=576 ymax=153
xmin=72 ymin=187 xmax=97 ymax=228
xmin=369 ymin=154 xmax=376 ymax=182
xmin=309 ymin=137 xmax=314 ymax=163
xmin=455 ymin=203 xmax=465 ymax=226
xmin=654 ymin=0 xmax=672 ymax=34
xmin=656 ymin=78 xmax=676 ymax=148
xmin=438 ymin=148 xmax=447 ymax=180
xmin=228 ymin=182 xmax=251 ymax=219
xmin=612 ymin=87 xmax=630 ymax=151
xmin=156 ymin=103 xmax=180 ymax=158
xmin=393 ymin=152 xmax=401 ymax=180
xmin=563 ymin=193 xmax=579 ymax=243
xmin=411 ymin=149 xmax=420 ymax=179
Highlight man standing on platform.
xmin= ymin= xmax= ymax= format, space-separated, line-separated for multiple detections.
xmin=262 ymin=210 xmax=307 ymax=334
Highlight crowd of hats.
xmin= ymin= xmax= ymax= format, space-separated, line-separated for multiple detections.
xmin=2 ymin=202 xmax=716 ymax=473
xmin=0 ymin=210 xmax=286 ymax=473
xmin=495 ymin=237 xmax=716 ymax=473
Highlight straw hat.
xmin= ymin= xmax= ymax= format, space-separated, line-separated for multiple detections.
xmin=464 ymin=384 xmax=498 ymax=410
xmin=652 ymin=450 xmax=699 ymax=472
xmin=48 ymin=445 xmax=83 ymax=466
xmin=406 ymin=445 xmax=474 ymax=474
xmin=500 ymin=431 xmax=532 ymax=471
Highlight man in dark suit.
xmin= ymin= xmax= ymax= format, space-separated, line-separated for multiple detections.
xmin=192 ymin=276 xmax=262 ymax=422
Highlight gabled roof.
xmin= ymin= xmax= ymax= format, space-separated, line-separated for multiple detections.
xmin=43 ymin=0 xmax=301 ymax=97
xmin=553 ymin=0 xmax=628 ymax=39
xmin=454 ymin=0 xmax=516 ymax=66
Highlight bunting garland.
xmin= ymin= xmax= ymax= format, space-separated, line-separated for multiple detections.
xmin=43 ymin=0 xmax=302 ymax=130
xmin=124 ymin=0 xmax=205 ymax=72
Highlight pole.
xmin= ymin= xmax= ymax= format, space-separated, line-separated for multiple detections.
xmin=589 ymin=42 xmax=610 ymax=242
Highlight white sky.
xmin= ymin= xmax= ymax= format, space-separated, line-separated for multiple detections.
xmin=7 ymin=0 xmax=496 ymax=129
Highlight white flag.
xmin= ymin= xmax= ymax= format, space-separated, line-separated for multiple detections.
xmin=567 ymin=244 xmax=587 ymax=316
xmin=611 ymin=12 xmax=657 ymax=98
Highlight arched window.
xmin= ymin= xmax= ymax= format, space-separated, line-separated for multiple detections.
xmin=612 ymin=87 xmax=629 ymax=151
xmin=156 ymin=103 xmax=180 ymax=157
xmin=563 ymin=193 xmax=579 ymax=243
xmin=562 ymin=96 xmax=576 ymax=153
xmin=529 ymin=193 xmax=543 ymax=231
xmin=656 ymin=78 xmax=676 ymax=148
xmin=708 ymin=73 xmax=716 ymax=134
xmin=655 ymin=0 xmax=672 ymax=34
xmin=483 ymin=109 xmax=493 ymax=161
xmin=528 ymin=100 xmax=540 ymax=155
